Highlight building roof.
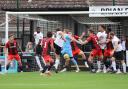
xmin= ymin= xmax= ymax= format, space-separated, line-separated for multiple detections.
xmin=0 ymin=0 xmax=127 ymax=29
xmin=1 ymin=0 xmax=128 ymax=11
xmin=1 ymin=0 xmax=88 ymax=11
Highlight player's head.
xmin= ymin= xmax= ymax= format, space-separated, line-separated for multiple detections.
xmin=98 ymin=25 xmax=106 ymax=32
xmin=121 ymin=36 xmax=126 ymax=41
xmin=88 ymin=28 xmax=94 ymax=35
xmin=63 ymin=54 xmax=70 ymax=60
xmin=9 ymin=34 xmax=15 ymax=42
xmin=63 ymin=29 xmax=69 ymax=33
xmin=110 ymin=32 xmax=115 ymax=39
xmin=36 ymin=27 xmax=41 ymax=33
xmin=68 ymin=31 xmax=73 ymax=35
xmin=55 ymin=28 xmax=61 ymax=32
xmin=106 ymin=27 xmax=112 ymax=34
xmin=47 ymin=31 xmax=53 ymax=38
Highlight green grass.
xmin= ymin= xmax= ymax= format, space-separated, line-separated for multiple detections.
xmin=0 ymin=72 xmax=128 ymax=89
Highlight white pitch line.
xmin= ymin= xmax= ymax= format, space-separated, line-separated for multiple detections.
xmin=0 ymin=83 xmax=51 ymax=86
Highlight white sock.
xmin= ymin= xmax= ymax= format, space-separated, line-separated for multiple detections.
xmin=35 ymin=56 xmax=43 ymax=71
xmin=76 ymin=65 xmax=80 ymax=70
xmin=97 ymin=61 xmax=101 ymax=70
xmin=54 ymin=59 xmax=60 ymax=69
xmin=122 ymin=63 xmax=126 ymax=73
xmin=84 ymin=61 xmax=89 ymax=68
xmin=112 ymin=61 xmax=116 ymax=71
xmin=103 ymin=65 xmax=106 ymax=70
xmin=117 ymin=69 xmax=121 ymax=73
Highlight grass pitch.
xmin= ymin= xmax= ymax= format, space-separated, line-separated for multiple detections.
xmin=0 ymin=72 xmax=128 ymax=89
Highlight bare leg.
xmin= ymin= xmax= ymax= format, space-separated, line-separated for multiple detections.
xmin=54 ymin=54 xmax=60 ymax=70
xmin=6 ymin=60 xmax=12 ymax=70
xmin=18 ymin=60 xmax=23 ymax=72
xmin=78 ymin=51 xmax=89 ymax=68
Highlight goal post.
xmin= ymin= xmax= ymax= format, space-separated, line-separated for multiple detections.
xmin=5 ymin=10 xmax=128 ymax=42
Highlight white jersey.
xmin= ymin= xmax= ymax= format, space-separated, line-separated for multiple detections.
xmin=97 ymin=31 xmax=107 ymax=49
xmin=54 ymin=31 xmax=64 ymax=47
xmin=34 ymin=32 xmax=43 ymax=45
xmin=112 ymin=36 xmax=122 ymax=52
xmin=121 ymin=41 xmax=126 ymax=51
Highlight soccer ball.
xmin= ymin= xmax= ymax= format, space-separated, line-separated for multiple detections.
xmin=63 ymin=54 xmax=70 ymax=60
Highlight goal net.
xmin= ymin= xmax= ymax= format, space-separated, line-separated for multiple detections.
xmin=1 ymin=11 xmax=124 ymax=73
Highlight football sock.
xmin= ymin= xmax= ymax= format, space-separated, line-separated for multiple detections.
xmin=89 ymin=62 xmax=94 ymax=70
xmin=6 ymin=64 xmax=10 ymax=70
xmin=104 ymin=59 xmax=110 ymax=69
xmin=42 ymin=65 xmax=48 ymax=73
xmin=35 ymin=56 xmax=43 ymax=71
xmin=54 ymin=59 xmax=60 ymax=69
xmin=83 ymin=60 xmax=89 ymax=67
xmin=48 ymin=63 xmax=54 ymax=71
xmin=71 ymin=58 xmax=79 ymax=70
xmin=97 ymin=61 xmax=101 ymax=70
xmin=122 ymin=63 xmax=126 ymax=73
xmin=112 ymin=61 xmax=116 ymax=71
xmin=0 ymin=64 xmax=1 ymax=72
xmin=18 ymin=65 xmax=23 ymax=72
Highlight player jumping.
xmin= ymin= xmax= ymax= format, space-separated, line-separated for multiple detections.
xmin=60 ymin=29 xmax=80 ymax=73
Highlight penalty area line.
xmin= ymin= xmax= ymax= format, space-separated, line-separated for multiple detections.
xmin=0 ymin=83 xmax=52 ymax=86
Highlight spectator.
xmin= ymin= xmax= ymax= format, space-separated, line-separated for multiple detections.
xmin=26 ymin=42 xmax=34 ymax=53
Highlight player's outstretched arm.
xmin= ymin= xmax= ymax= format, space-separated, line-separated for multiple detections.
xmin=81 ymin=36 xmax=92 ymax=45
xmin=0 ymin=45 xmax=5 ymax=48
xmin=70 ymin=35 xmax=82 ymax=44
xmin=79 ymin=32 xmax=86 ymax=39
xmin=81 ymin=40 xmax=88 ymax=45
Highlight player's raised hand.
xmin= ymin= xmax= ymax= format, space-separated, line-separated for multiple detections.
xmin=82 ymin=32 xmax=86 ymax=36
xmin=80 ymin=32 xmax=86 ymax=39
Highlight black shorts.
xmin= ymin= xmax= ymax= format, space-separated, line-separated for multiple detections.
xmin=113 ymin=51 xmax=124 ymax=60
xmin=54 ymin=43 xmax=62 ymax=55
xmin=35 ymin=45 xmax=42 ymax=55
xmin=102 ymin=49 xmax=105 ymax=55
